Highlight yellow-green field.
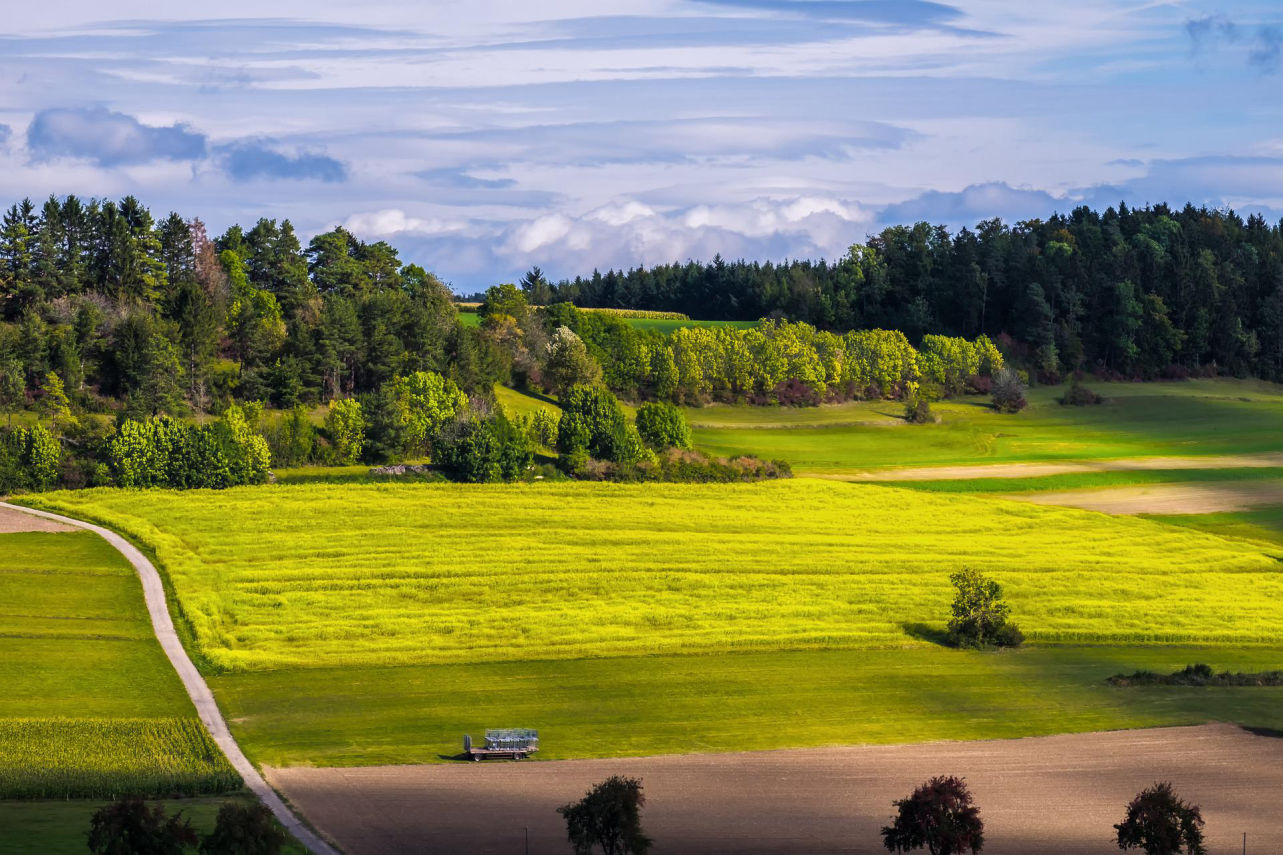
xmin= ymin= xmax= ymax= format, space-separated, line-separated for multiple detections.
xmin=23 ymin=482 xmax=1283 ymax=674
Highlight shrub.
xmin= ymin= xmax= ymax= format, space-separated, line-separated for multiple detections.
xmin=436 ymin=412 xmax=533 ymax=483
xmin=902 ymin=381 xmax=934 ymax=424
xmin=634 ymin=402 xmax=692 ymax=450
xmin=990 ymin=368 xmax=1027 ymax=413
xmin=107 ymin=406 xmax=270 ymax=489
xmin=200 ymin=802 xmax=287 ymax=855
xmin=529 ymin=408 xmax=559 ymax=448
xmin=773 ymin=378 xmax=821 ymax=407
xmin=1060 ymin=379 xmax=1103 ymax=406
xmin=946 ymin=568 xmax=1023 ymax=649
xmin=88 ymin=797 xmax=197 ymax=855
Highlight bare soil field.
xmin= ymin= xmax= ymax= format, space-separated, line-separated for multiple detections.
xmin=1011 ymin=481 xmax=1283 ymax=514
xmin=838 ymin=452 xmax=1283 ymax=481
xmin=0 ymin=504 xmax=76 ymax=533
xmin=268 ymin=723 xmax=1283 ymax=855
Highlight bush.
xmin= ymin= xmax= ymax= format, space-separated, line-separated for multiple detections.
xmin=200 ymin=802 xmax=287 ymax=855
xmin=88 ymin=797 xmax=197 ymax=855
xmin=990 ymin=368 xmax=1027 ymax=413
xmin=436 ymin=411 xmax=533 ymax=483
xmin=528 ymin=408 xmax=559 ymax=448
xmin=107 ymin=406 xmax=270 ymax=489
xmin=946 ymin=568 xmax=1023 ymax=649
xmin=634 ymin=402 xmax=692 ymax=450
xmin=1060 ymin=379 xmax=1103 ymax=406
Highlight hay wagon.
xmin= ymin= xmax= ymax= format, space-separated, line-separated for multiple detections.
xmin=463 ymin=728 xmax=539 ymax=761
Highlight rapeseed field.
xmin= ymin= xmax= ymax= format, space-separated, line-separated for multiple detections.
xmin=28 ymin=481 xmax=1283 ymax=673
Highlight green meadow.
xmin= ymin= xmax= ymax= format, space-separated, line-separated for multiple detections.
xmin=686 ymin=379 xmax=1283 ymax=473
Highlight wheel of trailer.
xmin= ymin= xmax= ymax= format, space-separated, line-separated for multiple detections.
xmin=472 ymin=754 xmax=480 ymax=762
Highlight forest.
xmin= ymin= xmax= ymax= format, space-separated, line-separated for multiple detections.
xmin=0 ymin=194 xmax=1277 ymax=489
xmin=538 ymin=203 xmax=1283 ymax=382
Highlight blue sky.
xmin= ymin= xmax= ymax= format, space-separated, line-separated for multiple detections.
xmin=2 ymin=1 xmax=1282 ymax=290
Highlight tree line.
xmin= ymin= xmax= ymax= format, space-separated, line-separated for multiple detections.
xmin=536 ymin=203 xmax=1283 ymax=382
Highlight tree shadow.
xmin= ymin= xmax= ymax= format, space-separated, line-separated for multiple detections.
xmin=901 ymin=622 xmax=952 ymax=646
xmin=1241 ymin=725 xmax=1283 ymax=739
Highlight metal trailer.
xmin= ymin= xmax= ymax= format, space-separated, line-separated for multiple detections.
xmin=464 ymin=728 xmax=539 ymax=761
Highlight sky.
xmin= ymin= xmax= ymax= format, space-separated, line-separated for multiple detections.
xmin=1 ymin=1 xmax=1282 ymax=290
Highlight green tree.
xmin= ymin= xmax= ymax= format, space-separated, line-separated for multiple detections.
xmin=634 ymin=402 xmax=691 ymax=450
xmin=0 ymin=358 xmax=23 ymax=426
xmin=881 ymin=776 xmax=984 ymax=855
xmin=87 ymin=796 xmax=197 ymax=855
xmin=1115 ymin=783 xmax=1205 ymax=855
xmin=556 ymin=385 xmax=644 ymax=464
xmin=946 ymin=568 xmax=1022 ymax=649
xmin=989 ymin=368 xmax=1026 ymax=414
xmin=544 ymin=326 xmax=602 ymax=398
xmin=20 ymin=425 xmax=61 ymax=489
xmin=390 ymin=371 xmax=468 ymax=456
xmin=38 ymin=371 xmax=73 ymax=433
xmin=199 ymin=801 xmax=287 ymax=855
xmin=323 ymin=398 xmax=365 ymax=464
xmin=558 ymin=775 xmax=651 ymax=855
xmin=436 ymin=411 xmax=533 ymax=482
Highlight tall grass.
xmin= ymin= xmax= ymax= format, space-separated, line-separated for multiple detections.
xmin=25 ymin=481 xmax=1283 ymax=673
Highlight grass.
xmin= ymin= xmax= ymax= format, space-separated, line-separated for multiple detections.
xmin=21 ymin=481 xmax=1283 ymax=675
xmin=1145 ymin=507 xmax=1283 ymax=548
xmin=0 ymin=531 xmax=239 ymax=799
xmin=687 ymin=379 xmax=1283 ymax=473
xmin=886 ymin=467 xmax=1283 ymax=494
xmin=0 ymin=794 xmax=309 ymax=855
xmin=210 ymin=645 xmax=1283 ymax=767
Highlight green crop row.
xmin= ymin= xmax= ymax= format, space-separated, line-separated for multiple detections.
xmin=0 ymin=717 xmax=240 ymax=799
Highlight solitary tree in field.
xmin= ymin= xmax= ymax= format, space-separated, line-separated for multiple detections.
xmin=1114 ymin=783 xmax=1206 ymax=855
xmin=199 ymin=801 xmax=287 ymax=855
xmin=88 ymin=796 xmax=197 ymax=855
xmin=558 ymin=775 xmax=651 ymax=855
xmin=882 ymin=776 xmax=984 ymax=855
xmin=946 ymin=568 xmax=1023 ymax=649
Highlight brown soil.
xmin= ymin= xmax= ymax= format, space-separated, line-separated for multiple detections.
xmin=267 ymin=723 xmax=1283 ymax=854
xmin=1011 ymin=481 xmax=1283 ymax=514
xmin=836 ymin=452 xmax=1283 ymax=482
xmin=0 ymin=504 xmax=77 ymax=533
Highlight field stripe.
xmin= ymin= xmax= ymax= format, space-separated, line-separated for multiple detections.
xmin=0 ymin=502 xmax=340 ymax=855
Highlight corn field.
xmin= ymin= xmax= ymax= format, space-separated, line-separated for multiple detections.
xmin=0 ymin=717 xmax=241 ymax=799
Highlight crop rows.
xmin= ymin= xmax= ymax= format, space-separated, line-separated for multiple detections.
xmin=26 ymin=481 xmax=1283 ymax=672
xmin=0 ymin=717 xmax=241 ymax=799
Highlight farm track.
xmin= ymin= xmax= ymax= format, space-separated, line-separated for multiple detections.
xmin=0 ymin=502 xmax=341 ymax=855
xmin=829 ymin=452 xmax=1283 ymax=481
xmin=268 ymin=723 xmax=1283 ymax=855
xmin=1008 ymin=481 xmax=1283 ymax=515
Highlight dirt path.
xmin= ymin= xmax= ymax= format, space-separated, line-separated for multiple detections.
xmin=268 ymin=723 xmax=1283 ymax=855
xmin=0 ymin=502 xmax=340 ymax=855
xmin=0 ymin=504 xmax=77 ymax=533
xmin=833 ymin=452 xmax=1283 ymax=482
xmin=1009 ymin=481 xmax=1283 ymax=514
